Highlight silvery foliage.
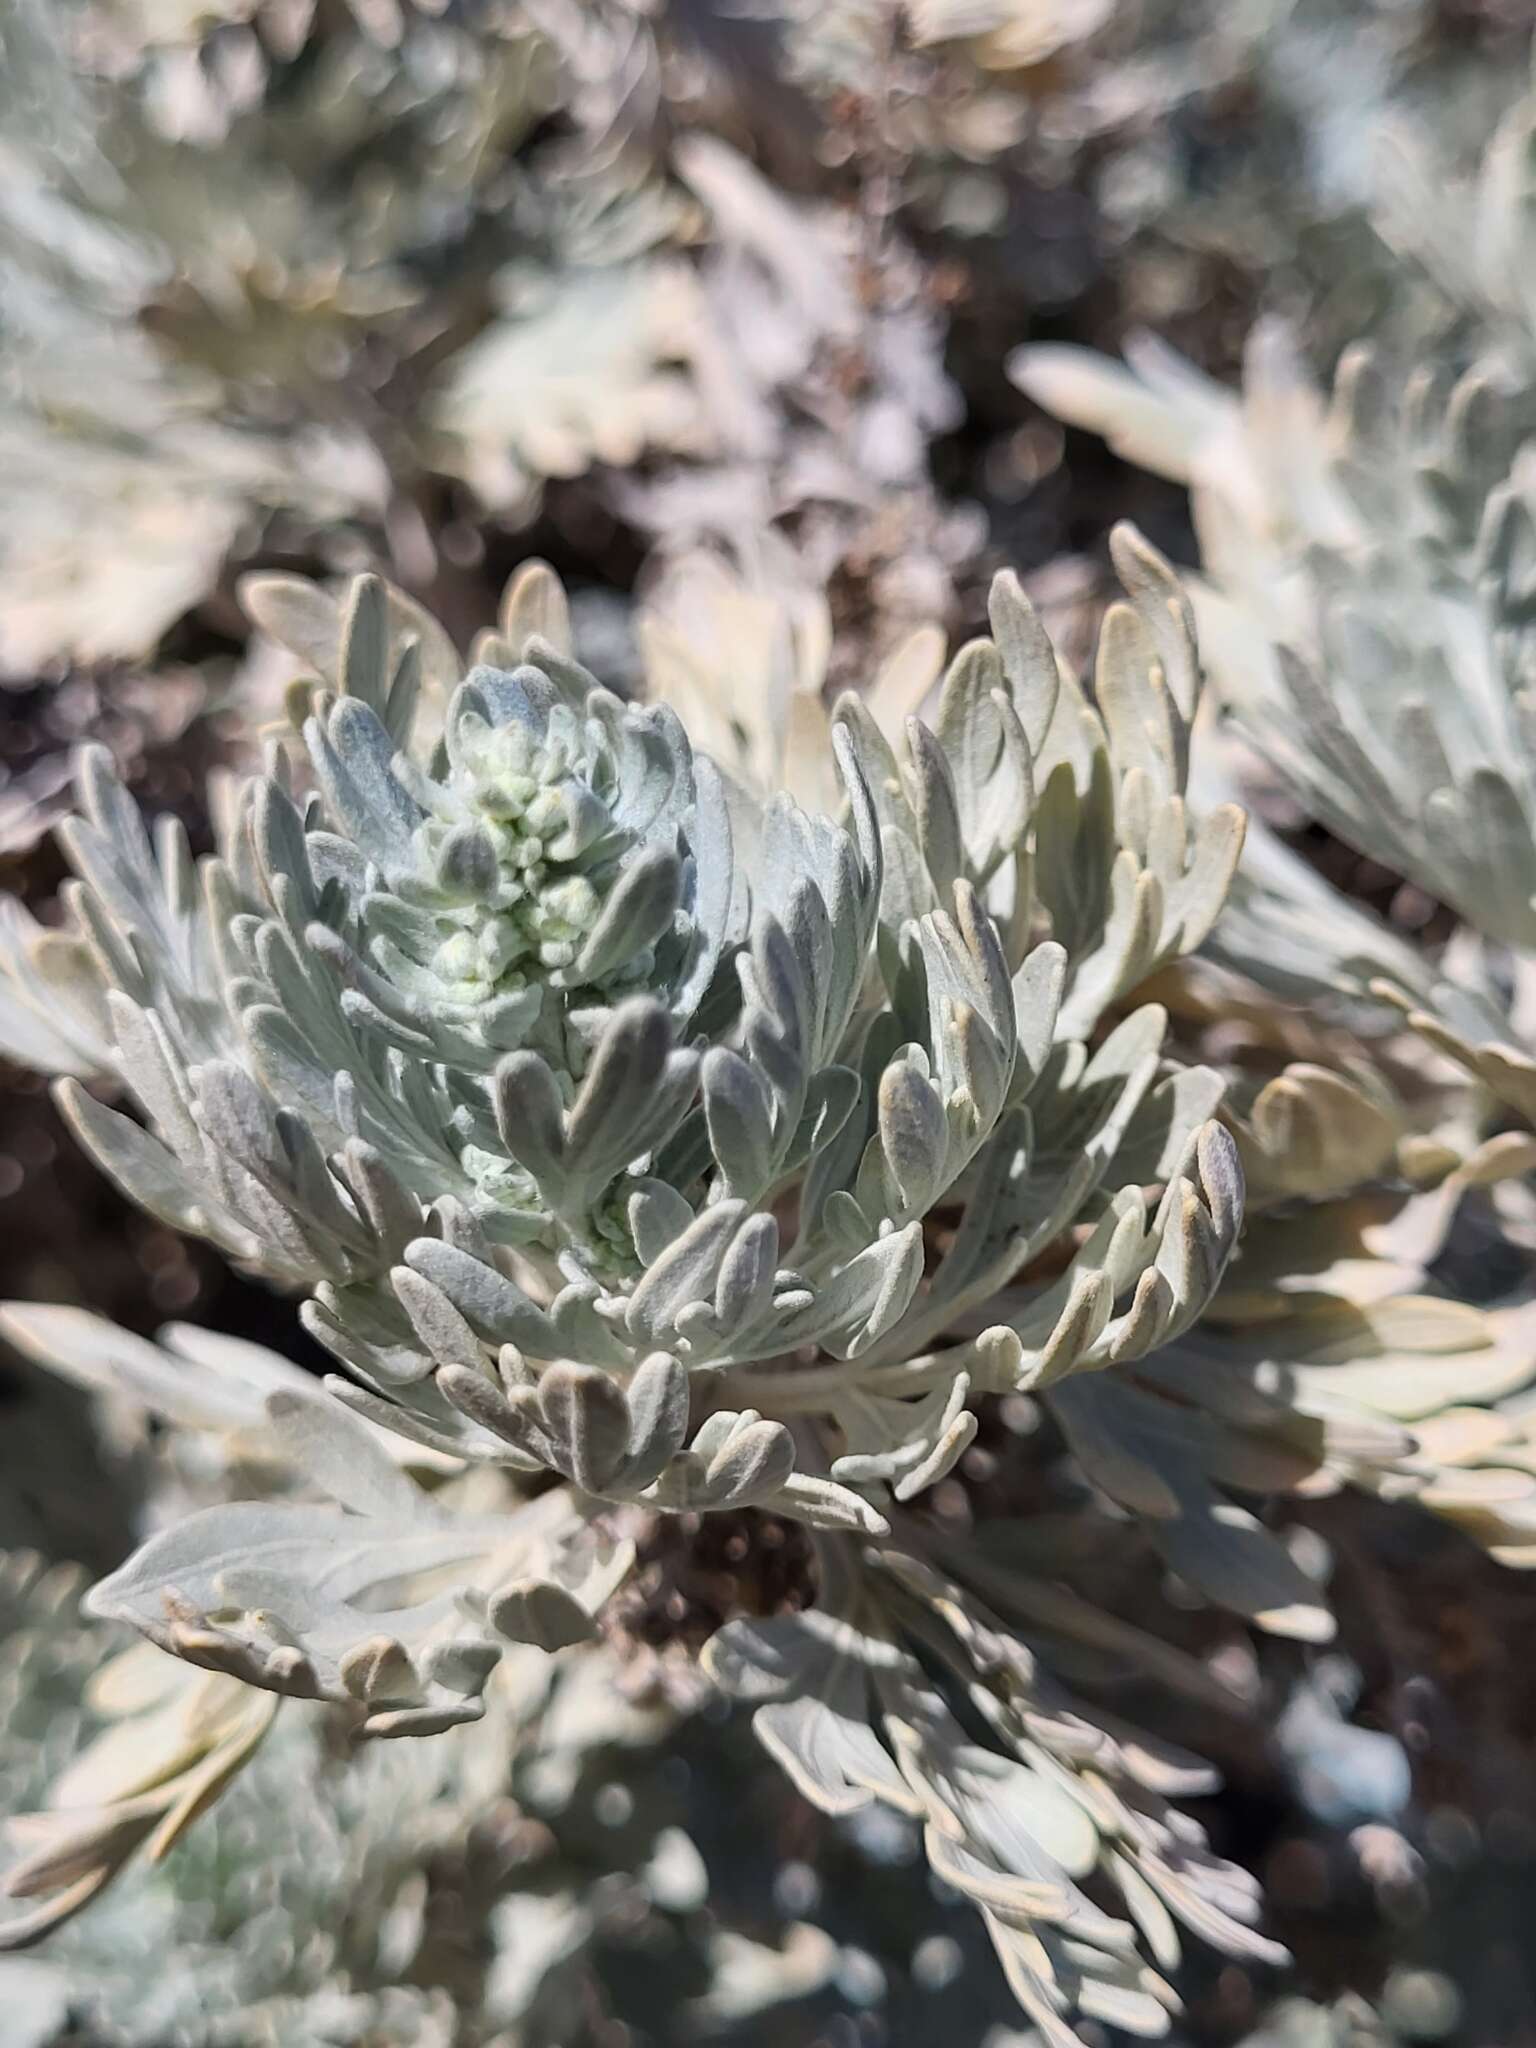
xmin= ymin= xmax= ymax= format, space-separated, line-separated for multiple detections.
xmin=612 ymin=131 xmax=979 ymax=663
xmin=705 ymin=1523 xmax=1288 ymax=2048
xmin=0 ymin=0 xmax=696 ymax=676
xmin=1220 ymin=1991 xmax=1460 ymax=2048
xmin=1013 ymin=65 xmax=1536 ymax=1122
xmin=0 ymin=1335 xmax=858 ymax=2045
xmin=1078 ymin=1186 xmax=1536 ymax=1578
xmin=0 ymin=535 xmax=1243 ymax=1536
xmin=0 ymin=1550 xmax=453 ymax=2046
xmin=774 ymin=0 xmax=1507 ymax=304
xmin=0 ymin=533 xmax=1273 ymax=2034
xmin=0 ymin=1547 xmax=759 ymax=2048
xmin=10 ymin=1516 xmax=1290 ymax=2048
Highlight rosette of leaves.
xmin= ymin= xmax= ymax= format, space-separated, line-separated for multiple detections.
xmin=0 ymin=534 xmax=1246 ymax=1524
xmin=0 ymin=532 xmax=1275 ymax=2033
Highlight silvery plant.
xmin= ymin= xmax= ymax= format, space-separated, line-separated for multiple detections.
xmin=15 ymin=524 xmax=1530 ymax=2042
xmin=1011 ymin=59 xmax=1536 ymax=1136
xmin=0 ymin=1536 xmax=861 ymax=2046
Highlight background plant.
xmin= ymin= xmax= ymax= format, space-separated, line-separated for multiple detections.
xmin=6 ymin=5 xmax=1536 ymax=2045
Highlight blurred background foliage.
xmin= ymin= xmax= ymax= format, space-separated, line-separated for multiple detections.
xmin=4 ymin=1 xmax=1536 ymax=2042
